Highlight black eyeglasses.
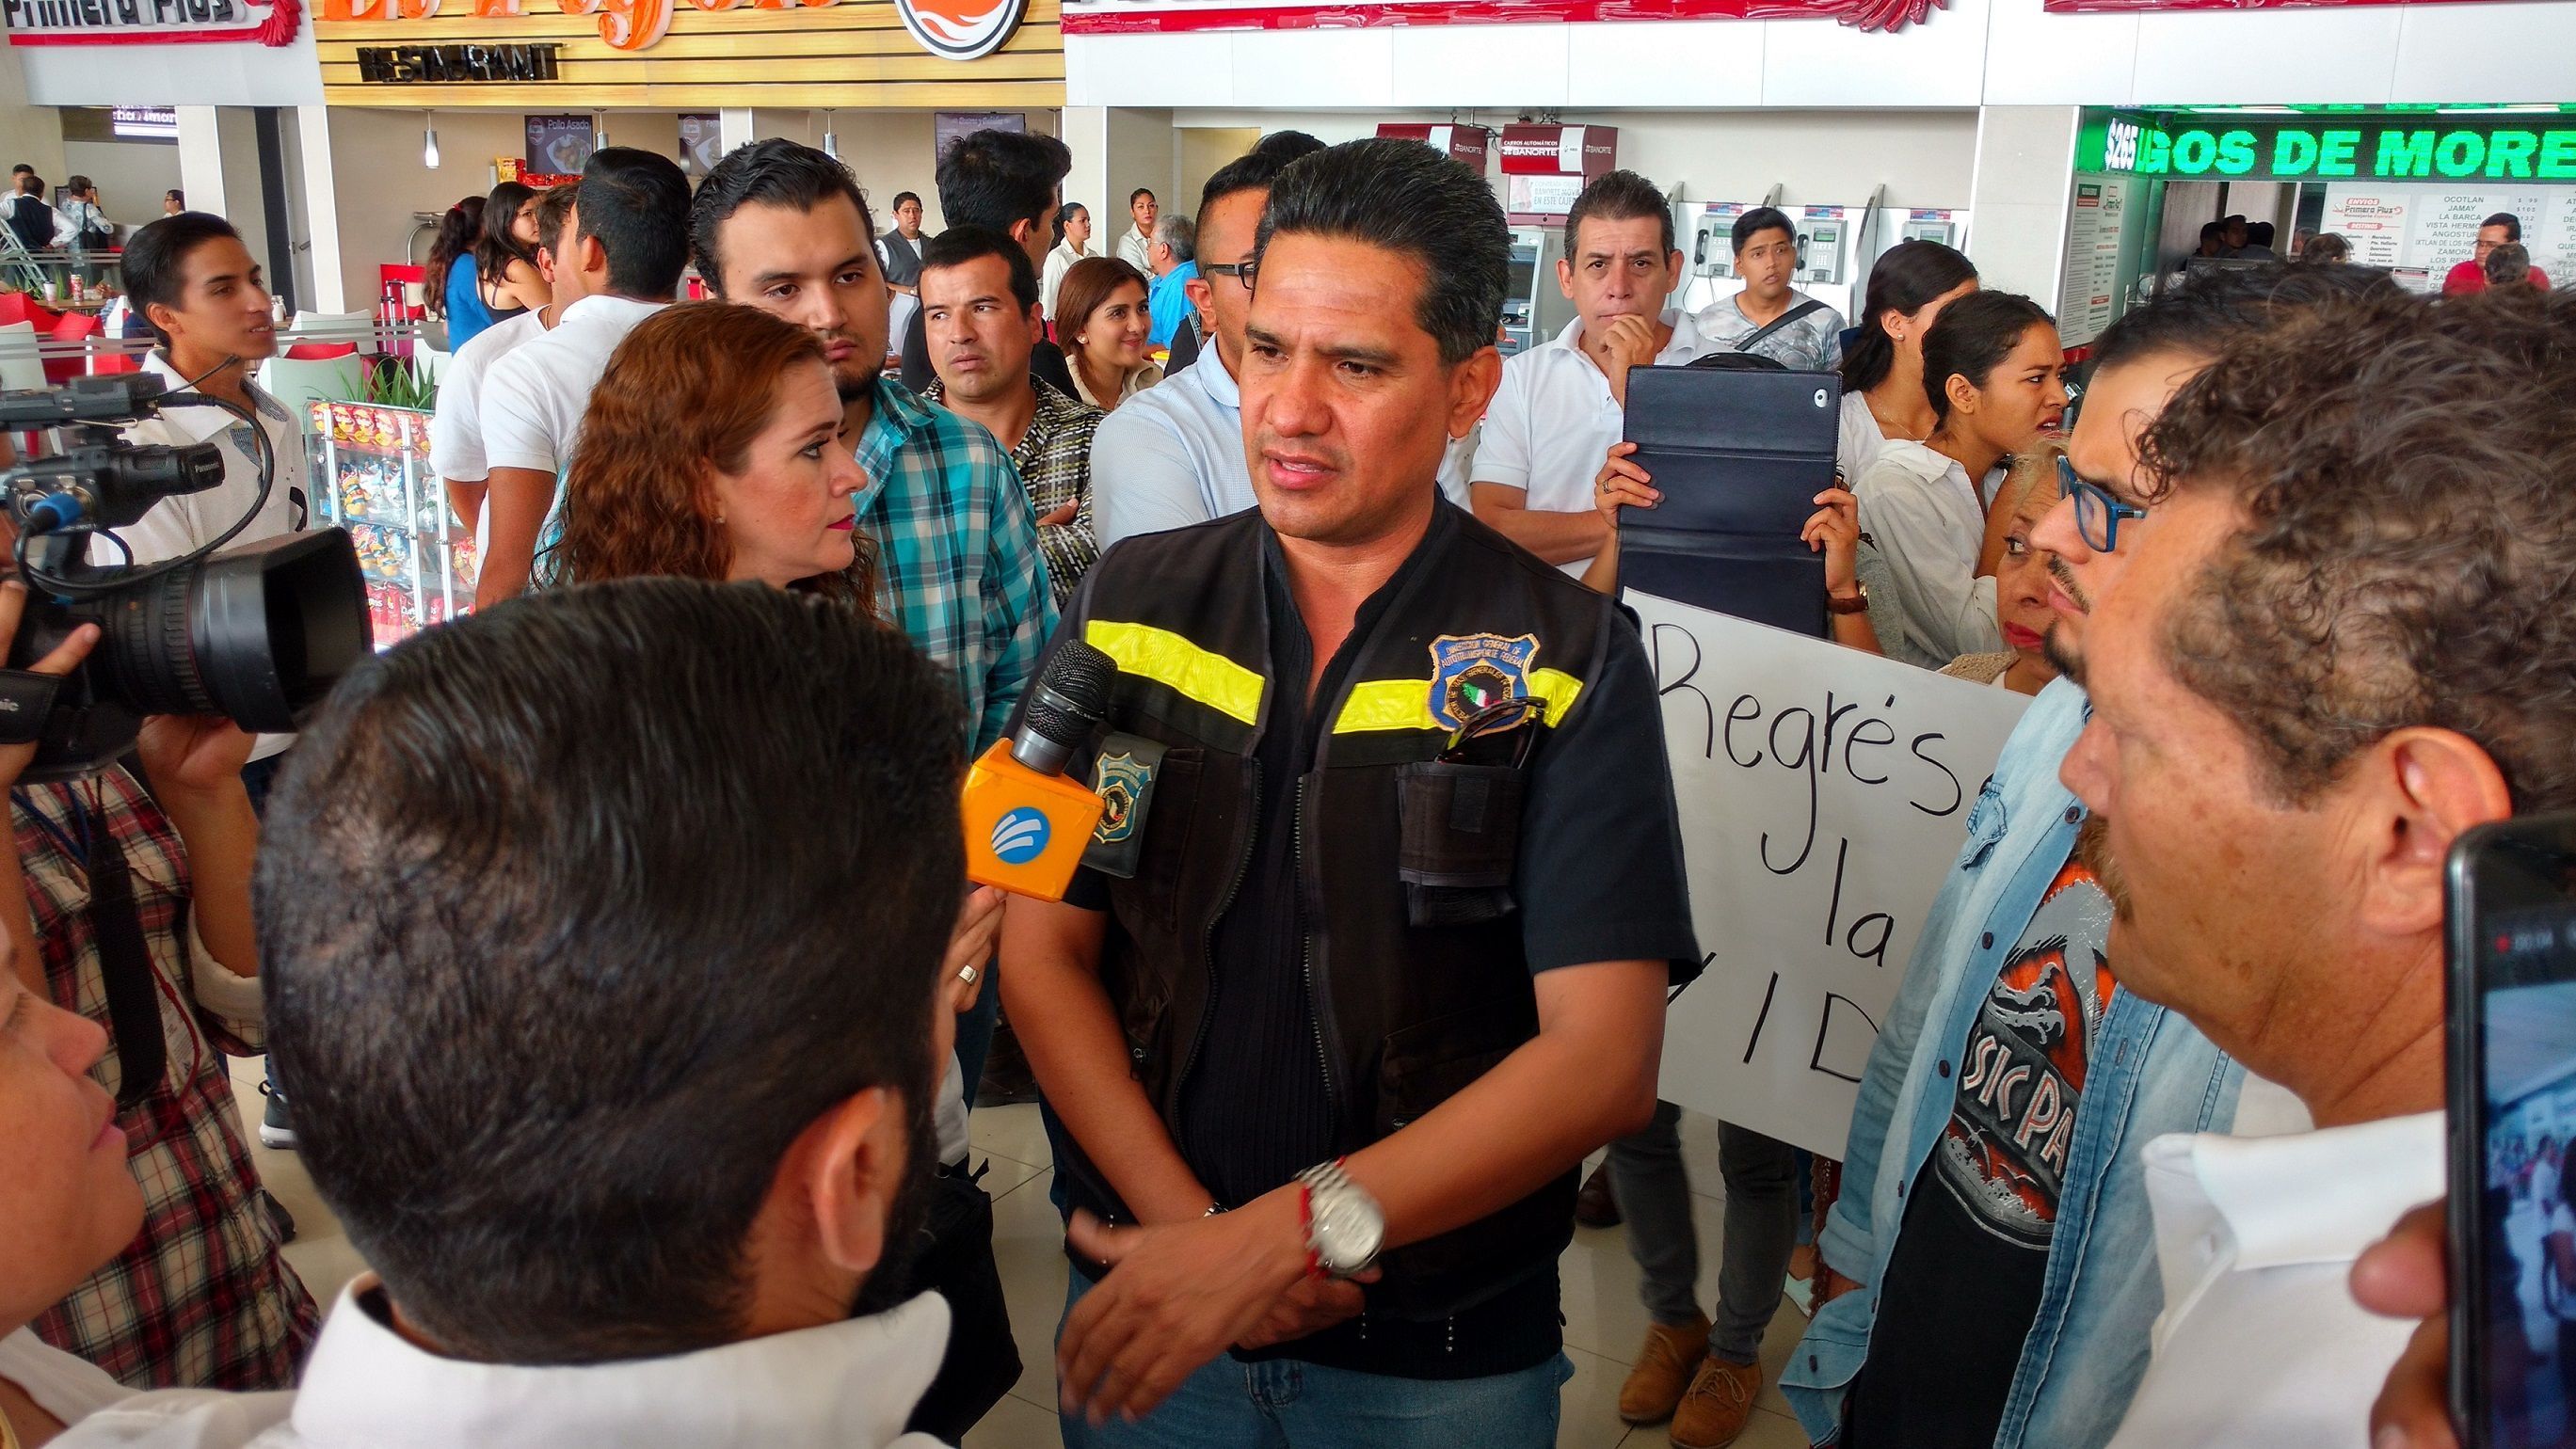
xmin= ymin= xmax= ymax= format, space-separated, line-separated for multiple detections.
xmin=2056 ymin=454 xmax=2149 ymax=553
xmin=1203 ymin=259 xmax=1257 ymax=289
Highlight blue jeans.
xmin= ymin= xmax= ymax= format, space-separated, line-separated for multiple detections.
xmin=954 ymin=959 xmax=1001 ymax=1113
xmin=1057 ymin=1271 xmax=1570 ymax=1449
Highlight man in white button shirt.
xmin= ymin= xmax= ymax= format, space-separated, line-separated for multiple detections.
xmin=1089 ymin=133 xmax=1322 ymax=549
xmin=56 ymin=581 xmax=970 ymax=1449
xmin=108 ymin=211 xmax=317 ymax=1151
xmin=2059 ymin=285 xmax=2575 ymax=1449
xmin=1468 ymin=169 xmax=1712 ymax=579
xmin=475 ymin=148 xmax=690 ymax=610
xmin=108 ymin=215 xmax=311 ymax=772
xmin=428 ymin=182 xmax=575 ymax=559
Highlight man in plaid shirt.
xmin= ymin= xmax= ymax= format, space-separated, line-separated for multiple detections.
xmin=0 ymin=585 xmax=315 ymax=1393
xmin=689 ymin=138 xmax=1055 ymax=761
xmin=917 ymin=225 xmax=1103 ymax=611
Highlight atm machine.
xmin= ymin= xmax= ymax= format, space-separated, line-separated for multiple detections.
xmin=1496 ymin=123 xmax=1614 ymax=355
xmin=1500 ymin=227 xmax=1574 ymax=357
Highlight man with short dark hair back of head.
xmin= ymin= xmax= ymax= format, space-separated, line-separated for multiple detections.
xmin=900 ymin=129 xmax=1074 ymax=393
xmin=2084 ymin=284 xmax=2576 ymax=1448
xmin=919 ymin=224 xmax=1102 ymax=605
xmin=1010 ymin=136 xmax=1696 ymax=1447
xmin=57 ymin=579 xmax=968 ymax=1448
xmin=1088 ymin=130 xmax=1343 ymax=547
xmin=474 ymin=147 xmax=690 ymax=609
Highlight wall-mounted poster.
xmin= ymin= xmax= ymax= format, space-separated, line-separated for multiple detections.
xmin=679 ymin=113 xmax=721 ymax=180
xmin=936 ymin=111 xmax=1023 ymax=162
xmin=524 ymin=114 xmax=594 ymax=176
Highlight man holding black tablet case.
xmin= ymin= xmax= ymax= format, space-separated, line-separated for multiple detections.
xmin=1470 ymin=171 xmax=1715 ymax=580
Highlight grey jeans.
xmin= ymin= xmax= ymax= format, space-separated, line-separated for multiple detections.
xmin=1605 ymin=1101 xmax=1799 ymax=1365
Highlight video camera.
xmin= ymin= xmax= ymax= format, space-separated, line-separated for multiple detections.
xmin=0 ymin=373 xmax=371 ymax=781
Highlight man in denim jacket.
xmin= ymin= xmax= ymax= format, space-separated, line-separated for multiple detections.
xmin=1784 ymin=273 xmax=2326 ymax=1449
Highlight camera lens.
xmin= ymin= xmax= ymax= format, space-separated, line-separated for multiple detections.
xmin=88 ymin=531 xmax=372 ymax=733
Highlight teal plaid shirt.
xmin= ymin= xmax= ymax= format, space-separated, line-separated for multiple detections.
xmin=855 ymin=377 xmax=1058 ymax=756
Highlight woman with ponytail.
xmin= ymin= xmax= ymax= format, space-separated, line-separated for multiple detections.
xmin=1836 ymin=240 xmax=1979 ymax=483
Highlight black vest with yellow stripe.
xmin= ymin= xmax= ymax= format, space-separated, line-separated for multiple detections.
xmin=1065 ymin=500 xmax=1624 ymax=1318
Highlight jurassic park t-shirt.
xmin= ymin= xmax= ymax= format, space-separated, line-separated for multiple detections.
xmin=1839 ymin=854 xmax=2117 ymax=1449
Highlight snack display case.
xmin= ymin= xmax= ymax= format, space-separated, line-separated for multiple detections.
xmin=306 ymin=402 xmax=476 ymax=644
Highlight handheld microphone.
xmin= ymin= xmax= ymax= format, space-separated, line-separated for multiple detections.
xmin=962 ymin=640 xmax=1117 ymax=900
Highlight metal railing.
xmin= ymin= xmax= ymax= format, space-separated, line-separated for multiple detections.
xmin=0 ymin=315 xmax=436 ymax=378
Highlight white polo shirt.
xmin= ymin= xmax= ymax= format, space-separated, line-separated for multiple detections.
xmin=1472 ymin=310 xmax=1716 ymax=577
xmin=2105 ymin=1108 xmax=2442 ymax=1449
xmin=479 ymin=295 xmax=668 ymax=480
xmin=109 ymin=352 xmax=314 ymax=763
xmin=429 ymin=306 xmax=548 ymax=488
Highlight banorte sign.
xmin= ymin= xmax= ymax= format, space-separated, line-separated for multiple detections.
xmin=320 ymin=0 xmax=1023 ymax=56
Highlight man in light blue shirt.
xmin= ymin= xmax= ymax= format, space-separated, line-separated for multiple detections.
xmin=1091 ymin=133 xmax=1324 ymax=549
xmin=1144 ymin=213 xmax=1198 ymax=352
xmin=1788 ymin=272 xmax=2320 ymax=1449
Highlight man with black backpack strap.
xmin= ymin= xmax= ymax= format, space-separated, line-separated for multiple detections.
xmin=1696 ymin=206 xmax=1847 ymax=372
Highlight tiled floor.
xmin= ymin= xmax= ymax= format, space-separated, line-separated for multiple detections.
xmin=230 ymin=1060 xmax=1814 ymax=1449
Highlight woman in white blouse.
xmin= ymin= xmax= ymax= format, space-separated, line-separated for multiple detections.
xmin=1041 ymin=201 xmax=1092 ymax=326
xmin=1850 ymin=290 xmax=2067 ymax=670
xmin=1836 ymin=239 xmax=1980 ymax=484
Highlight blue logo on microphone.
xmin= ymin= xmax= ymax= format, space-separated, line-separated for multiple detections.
xmin=992 ymin=807 xmax=1051 ymax=866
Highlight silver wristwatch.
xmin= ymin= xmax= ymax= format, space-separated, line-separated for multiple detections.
xmin=1296 ymin=1159 xmax=1386 ymax=1279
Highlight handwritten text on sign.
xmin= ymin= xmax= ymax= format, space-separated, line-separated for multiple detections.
xmin=1636 ymin=592 xmax=2032 ymax=1159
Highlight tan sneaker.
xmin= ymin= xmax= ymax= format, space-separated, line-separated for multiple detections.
xmin=1617 ymin=1314 xmax=1711 ymax=1425
xmin=1670 ymin=1355 xmax=1763 ymax=1449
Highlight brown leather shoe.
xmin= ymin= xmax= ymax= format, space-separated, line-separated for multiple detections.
xmin=1670 ymin=1355 xmax=1763 ymax=1449
xmin=1576 ymin=1160 xmax=1623 ymax=1228
xmin=1617 ymin=1314 xmax=1711 ymax=1425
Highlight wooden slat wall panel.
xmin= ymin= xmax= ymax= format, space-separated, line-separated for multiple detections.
xmin=318 ymin=0 xmax=1063 ymax=106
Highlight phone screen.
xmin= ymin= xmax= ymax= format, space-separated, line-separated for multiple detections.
xmin=2453 ymin=818 xmax=2576 ymax=1446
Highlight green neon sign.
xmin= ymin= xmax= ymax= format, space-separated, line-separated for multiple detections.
xmin=2093 ymin=119 xmax=2576 ymax=183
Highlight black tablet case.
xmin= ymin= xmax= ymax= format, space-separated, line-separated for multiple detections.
xmin=1617 ymin=364 xmax=1844 ymax=638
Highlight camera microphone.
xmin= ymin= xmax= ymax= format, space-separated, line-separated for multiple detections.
xmin=962 ymin=640 xmax=1117 ymax=901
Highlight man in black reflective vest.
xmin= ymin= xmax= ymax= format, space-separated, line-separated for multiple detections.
xmin=1001 ymin=136 xmax=1701 ymax=1447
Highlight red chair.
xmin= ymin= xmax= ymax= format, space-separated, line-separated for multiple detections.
xmin=89 ymin=349 xmax=138 ymax=375
xmin=0 ymin=293 xmax=60 ymax=332
xmin=285 ymin=341 xmax=359 ymax=361
xmin=42 ymin=309 xmax=98 ymax=385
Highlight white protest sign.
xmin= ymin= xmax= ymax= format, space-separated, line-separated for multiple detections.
xmin=1635 ymin=591 xmax=2035 ymax=1159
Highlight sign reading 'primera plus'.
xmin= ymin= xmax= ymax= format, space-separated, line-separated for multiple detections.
xmin=3 ymin=0 xmax=298 ymax=43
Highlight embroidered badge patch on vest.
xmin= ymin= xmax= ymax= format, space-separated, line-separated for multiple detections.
xmin=1094 ymin=750 xmax=1153 ymax=845
xmin=1427 ymin=633 xmax=1539 ymax=730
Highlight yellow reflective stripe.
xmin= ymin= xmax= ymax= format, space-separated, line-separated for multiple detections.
xmin=1336 ymin=679 xmax=1438 ymax=733
xmin=1330 ymin=667 xmax=1588 ymax=735
xmin=1528 ymin=667 xmax=1584 ymax=725
xmin=1082 ymin=619 xmax=1265 ymax=725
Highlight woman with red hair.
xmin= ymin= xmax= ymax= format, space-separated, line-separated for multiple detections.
xmin=548 ymin=301 xmax=872 ymax=597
